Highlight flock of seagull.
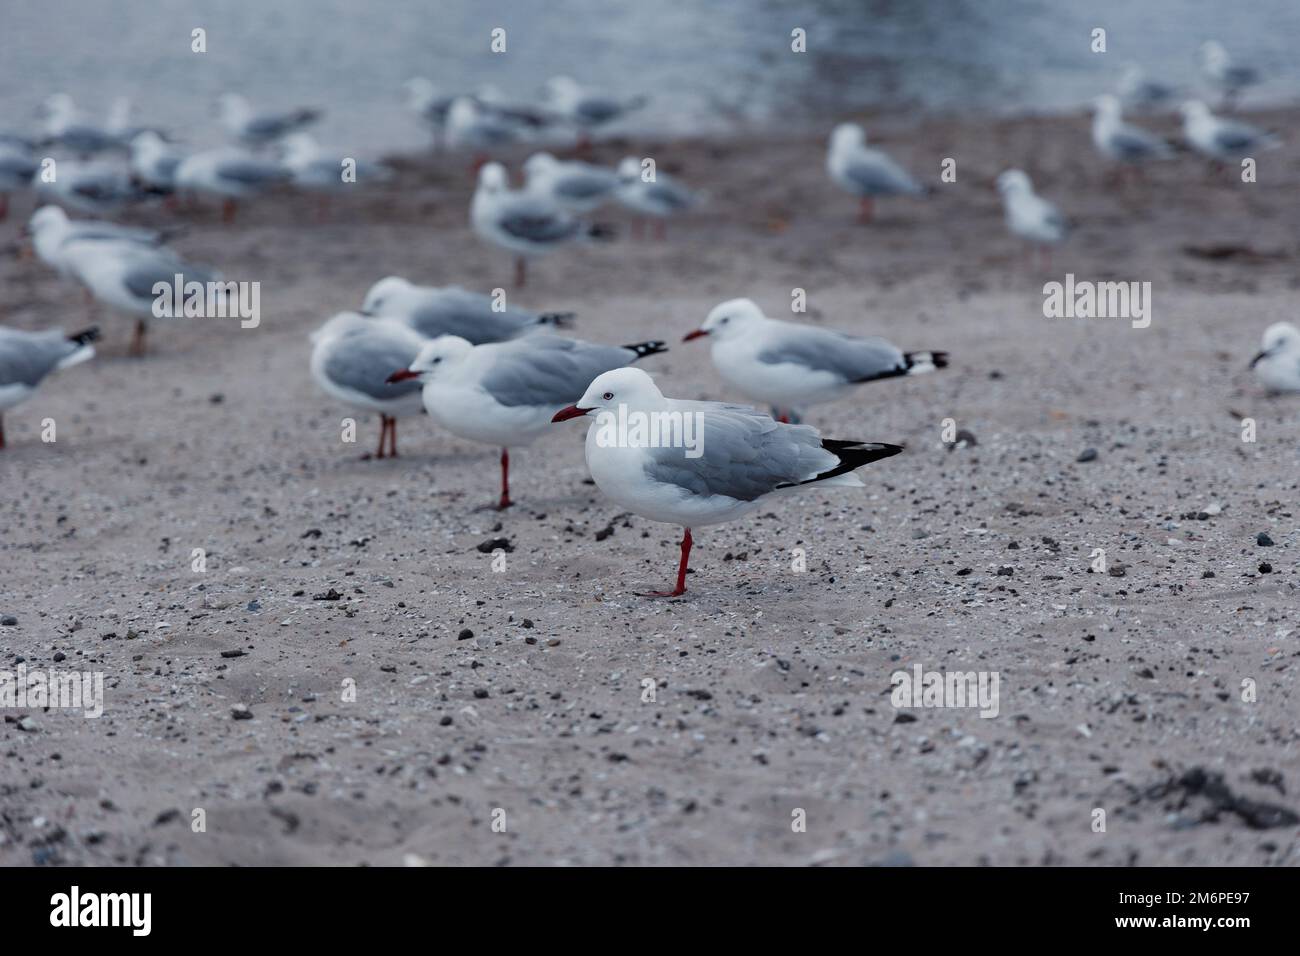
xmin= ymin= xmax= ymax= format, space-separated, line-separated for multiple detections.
xmin=3 ymin=43 xmax=1299 ymax=595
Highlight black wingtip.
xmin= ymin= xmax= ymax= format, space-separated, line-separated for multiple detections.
xmin=539 ymin=311 xmax=576 ymax=328
xmin=587 ymin=223 xmax=617 ymax=242
xmin=624 ymin=340 xmax=668 ymax=360
xmin=930 ymin=351 xmax=949 ymax=369
xmin=67 ymin=326 xmax=101 ymax=346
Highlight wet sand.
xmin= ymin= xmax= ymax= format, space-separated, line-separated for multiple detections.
xmin=1 ymin=107 xmax=1298 ymax=866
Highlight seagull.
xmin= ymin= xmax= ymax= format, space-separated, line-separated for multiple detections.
xmin=0 ymin=146 xmax=38 ymax=220
xmin=471 ymin=161 xmax=614 ymax=286
xmin=34 ymin=160 xmax=143 ymax=214
xmin=826 ymin=122 xmax=928 ymax=223
xmin=280 ymin=134 xmax=391 ymax=218
xmin=1118 ymin=64 xmax=1176 ymax=111
xmin=0 ymin=324 xmax=99 ymax=449
xmin=388 ymin=334 xmax=667 ymax=509
xmin=551 ymin=367 xmax=904 ymax=597
xmin=59 ymin=239 xmax=225 ymax=355
xmin=1199 ymin=41 xmax=1260 ymax=109
xmin=1091 ymin=95 xmax=1174 ymax=174
xmin=129 ymin=131 xmax=185 ymax=194
xmin=1251 ymin=322 xmax=1300 ymax=394
xmin=403 ymin=77 xmax=456 ymax=135
xmin=445 ymin=97 xmax=520 ymax=154
xmin=524 ymin=152 xmax=618 ymax=213
xmin=173 ymin=147 xmax=291 ymax=221
xmin=218 ymin=94 xmax=321 ymax=148
xmin=614 ymin=157 xmax=700 ymax=239
xmin=542 ymin=76 xmax=646 ymax=146
xmin=360 ymin=276 xmax=574 ymax=343
xmin=27 ymin=205 xmax=170 ymax=277
xmin=1179 ymin=100 xmax=1279 ymax=164
xmin=310 ymin=312 xmax=427 ymax=459
xmin=996 ymin=169 xmax=1068 ymax=266
xmin=39 ymin=94 xmax=123 ymax=156
xmin=683 ymin=298 xmax=948 ymax=423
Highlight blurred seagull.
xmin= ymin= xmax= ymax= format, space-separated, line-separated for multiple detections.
xmin=310 ymin=312 xmax=428 ymax=459
xmin=683 ymin=298 xmax=947 ymax=423
xmin=60 ymin=239 xmax=226 ymax=355
xmin=360 ymin=276 xmax=573 ymax=343
xmin=174 ymin=147 xmax=290 ymax=222
xmin=388 ymin=334 xmax=666 ymax=509
xmin=614 ymin=157 xmax=700 ymax=239
xmin=1091 ymin=95 xmax=1174 ymax=176
xmin=39 ymin=93 xmax=123 ymax=156
xmin=34 ymin=160 xmax=144 ymax=214
xmin=1179 ymin=100 xmax=1279 ymax=164
xmin=826 ymin=122 xmax=928 ymax=223
xmin=524 ymin=152 xmax=618 ymax=213
xmin=1117 ymin=64 xmax=1176 ymax=111
xmin=996 ymin=169 xmax=1068 ymax=267
xmin=551 ymin=367 xmax=903 ymax=597
xmin=404 ymin=77 xmax=456 ymax=134
xmin=129 ymin=131 xmax=185 ymax=194
xmin=542 ymin=76 xmax=646 ymax=147
xmin=218 ymin=93 xmax=320 ymax=148
xmin=471 ymin=161 xmax=614 ymax=287
xmin=445 ymin=96 xmax=520 ymax=155
xmin=0 ymin=324 xmax=99 ymax=449
xmin=1199 ymin=41 xmax=1260 ymax=109
xmin=1251 ymin=322 xmax=1300 ymax=394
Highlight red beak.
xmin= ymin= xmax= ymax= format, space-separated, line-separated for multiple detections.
xmin=682 ymin=329 xmax=708 ymax=342
xmin=386 ymin=369 xmax=419 ymax=384
xmin=551 ymin=405 xmax=590 ymax=423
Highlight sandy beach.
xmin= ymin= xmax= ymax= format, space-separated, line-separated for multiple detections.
xmin=2 ymin=106 xmax=1298 ymax=866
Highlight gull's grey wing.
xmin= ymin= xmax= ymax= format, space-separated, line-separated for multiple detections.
xmin=1214 ymin=122 xmax=1268 ymax=151
xmin=68 ymin=220 xmax=162 ymax=245
xmin=0 ymin=152 xmax=38 ymax=178
xmin=120 ymin=253 xmax=221 ymax=299
xmin=645 ymin=177 xmax=696 ymax=209
xmin=0 ymin=328 xmax=78 ymax=387
xmin=497 ymin=197 xmax=581 ymax=243
xmin=325 ymin=331 xmax=423 ymax=401
xmin=1111 ymin=125 xmax=1167 ymax=159
xmin=481 ymin=336 xmax=633 ymax=407
xmin=216 ymin=157 xmax=289 ymax=186
xmin=576 ymin=98 xmax=624 ymax=124
xmin=845 ymin=149 xmax=923 ymax=195
xmin=554 ymin=170 xmax=617 ymax=201
xmin=758 ymin=325 xmax=907 ymax=383
xmin=641 ymin=405 xmax=836 ymax=501
xmin=406 ymin=289 xmax=535 ymax=344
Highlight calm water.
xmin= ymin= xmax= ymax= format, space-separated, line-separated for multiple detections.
xmin=1 ymin=0 xmax=1294 ymax=154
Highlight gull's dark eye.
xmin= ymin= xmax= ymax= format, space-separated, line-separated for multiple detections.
xmin=432 ymin=357 xmax=442 ymax=364
xmin=720 ymin=317 xmax=729 ymax=323
xmin=602 ymin=391 xmax=614 ymax=401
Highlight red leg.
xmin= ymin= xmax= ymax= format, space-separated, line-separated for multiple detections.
xmin=221 ymin=198 xmax=237 ymax=224
xmin=497 ymin=448 xmax=512 ymax=509
xmin=857 ymin=196 xmax=874 ymax=224
xmin=640 ymin=528 xmax=692 ymax=597
xmin=0 ymin=193 xmax=8 ymax=221
xmin=387 ymin=415 xmax=399 ymax=458
xmin=373 ymin=417 xmax=388 ymax=459
xmin=654 ymin=220 xmax=666 ymax=241
xmin=514 ymin=257 xmax=527 ymax=288
xmin=129 ymin=319 xmax=147 ymax=357
xmin=0 ymin=415 xmax=5 ymax=450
